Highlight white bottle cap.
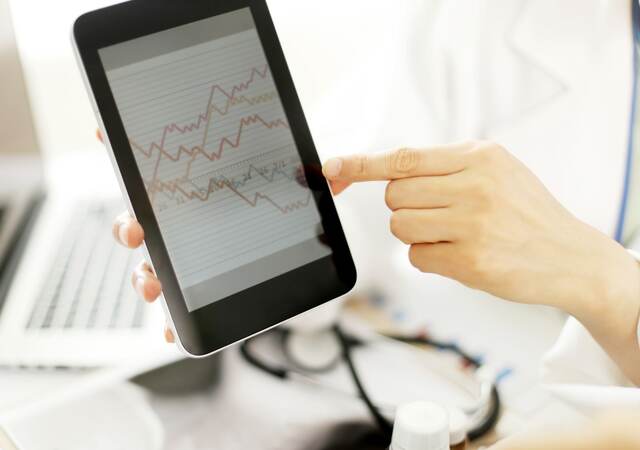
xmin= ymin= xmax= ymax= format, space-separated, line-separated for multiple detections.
xmin=391 ymin=401 xmax=450 ymax=450
xmin=447 ymin=407 xmax=468 ymax=445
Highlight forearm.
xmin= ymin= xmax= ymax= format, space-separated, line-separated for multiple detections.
xmin=555 ymin=225 xmax=640 ymax=385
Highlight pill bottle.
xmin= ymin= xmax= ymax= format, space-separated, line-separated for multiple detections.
xmin=447 ymin=407 xmax=468 ymax=450
xmin=390 ymin=401 xmax=449 ymax=450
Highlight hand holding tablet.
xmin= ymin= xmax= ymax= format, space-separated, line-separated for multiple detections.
xmin=75 ymin=0 xmax=355 ymax=356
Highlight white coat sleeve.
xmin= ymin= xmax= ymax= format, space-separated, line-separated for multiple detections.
xmin=541 ymin=317 xmax=640 ymax=414
xmin=541 ymin=235 xmax=640 ymax=413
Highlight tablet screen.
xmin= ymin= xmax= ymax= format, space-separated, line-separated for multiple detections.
xmin=98 ymin=8 xmax=331 ymax=312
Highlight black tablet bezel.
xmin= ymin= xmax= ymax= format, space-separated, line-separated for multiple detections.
xmin=74 ymin=0 xmax=356 ymax=356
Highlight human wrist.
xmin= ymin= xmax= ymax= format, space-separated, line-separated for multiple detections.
xmin=555 ymin=230 xmax=640 ymax=384
xmin=570 ymin=235 xmax=640 ymax=348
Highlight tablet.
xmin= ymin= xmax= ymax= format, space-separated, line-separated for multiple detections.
xmin=73 ymin=0 xmax=356 ymax=357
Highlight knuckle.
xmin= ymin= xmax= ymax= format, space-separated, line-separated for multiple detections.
xmin=389 ymin=211 xmax=404 ymax=240
xmin=390 ymin=212 xmax=413 ymax=244
xmin=464 ymin=139 xmax=485 ymax=149
xmin=385 ymin=182 xmax=399 ymax=209
xmin=460 ymin=140 xmax=484 ymax=157
xmin=353 ymin=154 xmax=368 ymax=176
xmin=408 ymin=245 xmax=423 ymax=270
xmin=387 ymin=148 xmax=420 ymax=175
xmin=472 ymin=141 xmax=507 ymax=164
xmin=489 ymin=145 xmax=508 ymax=162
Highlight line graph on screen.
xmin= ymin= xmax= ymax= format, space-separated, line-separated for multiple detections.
xmin=151 ymin=151 xmax=313 ymax=213
xmin=105 ymin=28 xmax=324 ymax=288
xmin=125 ymin=64 xmax=308 ymax=214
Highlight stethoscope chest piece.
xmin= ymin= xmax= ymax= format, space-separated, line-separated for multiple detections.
xmin=284 ymin=329 xmax=342 ymax=372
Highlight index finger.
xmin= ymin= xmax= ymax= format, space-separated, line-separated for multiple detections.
xmin=322 ymin=144 xmax=468 ymax=182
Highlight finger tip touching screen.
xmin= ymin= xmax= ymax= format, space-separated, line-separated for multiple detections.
xmin=73 ymin=0 xmax=356 ymax=357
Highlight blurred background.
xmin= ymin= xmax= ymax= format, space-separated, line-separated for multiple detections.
xmin=0 ymin=0 xmax=580 ymax=449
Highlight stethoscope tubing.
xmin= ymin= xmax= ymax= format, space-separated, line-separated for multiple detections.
xmin=615 ymin=0 xmax=640 ymax=243
xmin=239 ymin=324 xmax=500 ymax=442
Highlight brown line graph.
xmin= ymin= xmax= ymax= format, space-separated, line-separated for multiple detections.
xmin=126 ymin=65 xmax=309 ymax=214
xmin=127 ymin=66 xmax=293 ymax=203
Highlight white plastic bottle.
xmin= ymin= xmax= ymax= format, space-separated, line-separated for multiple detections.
xmin=447 ymin=407 xmax=468 ymax=450
xmin=390 ymin=401 xmax=450 ymax=450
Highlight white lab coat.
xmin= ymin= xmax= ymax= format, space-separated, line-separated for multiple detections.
xmin=283 ymin=0 xmax=639 ymax=416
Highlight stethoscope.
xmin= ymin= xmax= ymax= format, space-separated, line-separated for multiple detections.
xmin=616 ymin=0 xmax=640 ymax=244
xmin=239 ymin=321 xmax=500 ymax=443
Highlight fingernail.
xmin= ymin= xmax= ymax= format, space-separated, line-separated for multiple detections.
xmin=118 ymin=221 xmax=129 ymax=245
xmin=135 ymin=276 xmax=145 ymax=298
xmin=323 ymin=158 xmax=343 ymax=178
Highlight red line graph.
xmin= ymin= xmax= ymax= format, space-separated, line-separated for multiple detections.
xmin=126 ymin=64 xmax=309 ymax=214
xmin=127 ymin=65 xmax=292 ymax=199
xmin=147 ymin=113 xmax=288 ymax=193
xmin=138 ymin=113 xmax=287 ymax=164
xmin=155 ymin=159 xmax=297 ymax=196
xmin=131 ymin=65 xmax=269 ymax=155
xmin=155 ymin=176 xmax=312 ymax=214
xmin=154 ymin=159 xmax=310 ymax=214
xmin=130 ymin=92 xmax=278 ymax=160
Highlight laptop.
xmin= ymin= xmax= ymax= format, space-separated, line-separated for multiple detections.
xmin=0 ymin=0 xmax=167 ymax=368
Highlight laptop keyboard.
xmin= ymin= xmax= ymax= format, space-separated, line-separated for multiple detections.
xmin=26 ymin=201 xmax=146 ymax=330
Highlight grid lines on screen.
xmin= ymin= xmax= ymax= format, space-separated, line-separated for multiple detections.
xmin=104 ymin=28 xmax=323 ymax=289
